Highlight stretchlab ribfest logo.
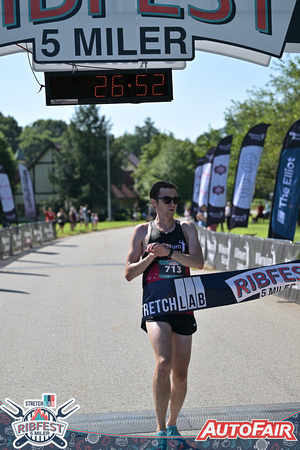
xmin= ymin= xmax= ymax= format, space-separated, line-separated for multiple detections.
xmin=0 ymin=394 xmax=79 ymax=449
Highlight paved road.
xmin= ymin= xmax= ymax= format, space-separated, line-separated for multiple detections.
xmin=0 ymin=227 xmax=299 ymax=418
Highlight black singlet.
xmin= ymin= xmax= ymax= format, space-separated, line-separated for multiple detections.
xmin=142 ymin=220 xmax=190 ymax=288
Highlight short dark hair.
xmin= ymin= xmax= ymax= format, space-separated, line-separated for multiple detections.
xmin=150 ymin=181 xmax=178 ymax=199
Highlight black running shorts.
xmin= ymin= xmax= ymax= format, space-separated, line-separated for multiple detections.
xmin=141 ymin=313 xmax=197 ymax=335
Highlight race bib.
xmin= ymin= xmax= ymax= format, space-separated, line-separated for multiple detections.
xmin=159 ymin=260 xmax=184 ymax=278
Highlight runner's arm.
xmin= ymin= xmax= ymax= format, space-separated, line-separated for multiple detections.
xmin=125 ymin=225 xmax=156 ymax=282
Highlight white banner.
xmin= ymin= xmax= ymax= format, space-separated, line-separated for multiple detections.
xmin=230 ymin=124 xmax=269 ymax=229
xmin=225 ymin=261 xmax=300 ymax=302
xmin=18 ymin=163 xmax=37 ymax=221
xmin=198 ymin=147 xmax=215 ymax=208
xmin=0 ymin=1 xmax=298 ymax=64
xmin=206 ymin=135 xmax=232 ymax=226
xmin=0 ymin=165 xmax=17 ymax=223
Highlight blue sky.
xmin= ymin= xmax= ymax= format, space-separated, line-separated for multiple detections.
xmin=0 ymin=50 xmax=280 ymax=142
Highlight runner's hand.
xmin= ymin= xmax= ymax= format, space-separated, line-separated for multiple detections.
xmin=146 ymin=242 xmax=170 ymax=257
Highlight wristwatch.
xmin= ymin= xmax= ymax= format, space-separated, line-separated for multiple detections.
xmin=167 ymin=248 xmax=174 ymax=258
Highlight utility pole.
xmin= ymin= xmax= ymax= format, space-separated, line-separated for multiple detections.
xmin=106 ymin=132 xmax=112 ymax=221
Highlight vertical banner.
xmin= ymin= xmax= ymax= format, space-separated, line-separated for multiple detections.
xmin=207 ymin=135 xmax=233 ymax=226
xmin=191 ymin=157 xmax=205 ymax=219
xmin=268 ymin=120 xmax=300 ymax=241
xmin=18 ymin=163 xmax=37 ymax=221
xmin=0 ymin=165 xmax=17 ymax=224
xmin=198 ymin=147 xmax=216 ymax=209
xmin=229 ymin=124 xmax=269 ymax=230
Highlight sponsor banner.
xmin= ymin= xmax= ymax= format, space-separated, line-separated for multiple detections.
xmin=0 ymin=398 xmax=298 ymax=450
xmin=196 ymin=226 xmax=300 ymax=303
xmin=32 ymin=223 xmax=44 ymax=246
xmin=10 ymin=227 xmax=22 ymax=255
xmin=0 ymin=222 xmax=56 ymax=260
xmin=1 ymin=394 xmax=79 ymax=449
xmin=191 ymin=157 xmax=205 ymax=219
xmin=196 ymin=419 xmax=297 ymax=441
xmin=199 ymin=227 xmax=300 ymax=272
xmin=42 ymin=223 xmax=55 ymax=241
xmin=225 ymin=261 xmax=300 ymax=303
xmin=207 ymin=135 xmax=232 ymax=226
xmin=198 ymin=147 xmax=216 ymax=209
xmin=0 ymin=165 xmax=17 ymax=224
xmin=21 ymin=225 xmax=32 ymax=251
xmin=0 ymin=228 xmax=11 ymax=259
xmin=141 ymin=260 xmax=300 ymax=321
xmin=268 ymin=120 xmax=300 ymax=241
xmin=0 ymin=2 xmax=298 ymax=64
xmin=18 ymin=163 xmax=37 ymax=221
xmin=229 ymin=124 xmax=269 ymax=230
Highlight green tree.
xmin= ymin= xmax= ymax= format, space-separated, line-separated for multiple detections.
xmin=218 ymin=55 xmax=300 ymax=200
xmin=196 ymin=126 xmax=227 ymax=156
xmin=114 ymin=117 xmax=160 ymax=157
xmin=0 ymin=133 xmax=18 ymax=189
xmin=134 ymin=133 xmax=198 ymax=207
xmin=19 ymin=119 xmax=68 ymax=165
xmin=0 ymin=113 xmax=22 ymax=153
xmin=51 ymin=105 xmax=123 ymax=213
xmin=29 ymin=119 xmax=68 ymax=138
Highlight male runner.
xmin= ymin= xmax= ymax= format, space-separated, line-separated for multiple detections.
xmin=125 ymin=181 xmax=204 ymax=438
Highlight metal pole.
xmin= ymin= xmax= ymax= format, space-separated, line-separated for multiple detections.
xmin=106 ymin=132 xmax=112 ymax=221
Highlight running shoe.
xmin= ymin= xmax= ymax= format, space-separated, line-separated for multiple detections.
xmin=156 ymin=431 xmax=167 ymax=450
xmin=167 ymin=425 xmax=181 ymax=436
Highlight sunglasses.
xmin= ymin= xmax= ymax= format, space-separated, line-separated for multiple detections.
xmin=156 ymin=196 xmax=181 ymax=205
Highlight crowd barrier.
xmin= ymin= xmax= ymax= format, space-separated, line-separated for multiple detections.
xmin=1 ymin=222 xmax=299 ymax=302
xmin=197 ymin=225 xmax=300 ymax=303
xmin=0 ymin=222 xmax=56 ymax=260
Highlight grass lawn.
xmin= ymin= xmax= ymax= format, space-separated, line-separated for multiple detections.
xmin=55 ymin=220 xmax=144 ymax=237
xmin=217 ymin=219 xmax=300 ymax=242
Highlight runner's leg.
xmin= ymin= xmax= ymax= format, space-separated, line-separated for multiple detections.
xmin=146 ymin=321 xmax=173 ymax=432
xmin=167 ymin=333 xmax=192 ymax=427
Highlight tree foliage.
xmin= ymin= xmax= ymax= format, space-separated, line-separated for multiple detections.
xmin=19 ymin=119 xmax=68 ymax=166
xmin=113 ymin=117 xmax=160 ymax=157
xmin=134 ymin=134 xmax=198 ymax=207
xmin=0 ymin=113 xmax=22 ymax=153
xmin=50 ymin=105 xmax=123 ymax=211
xmin=0 ymin=132 xmax=18 ymax=192
xmin=222 ymin=55 xmax=300 ymax=200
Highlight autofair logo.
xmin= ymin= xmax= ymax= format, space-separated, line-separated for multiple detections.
xmin=196 ymin=420 xmax=297 ymax=441
xmin=0 ymin=395 xmax=79 ymax=448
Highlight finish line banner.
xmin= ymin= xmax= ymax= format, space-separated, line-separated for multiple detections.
xmin=0 ymin=1 xmax=299 ymax=64
xmin=142 ymin=260 xmax=300 ymax=321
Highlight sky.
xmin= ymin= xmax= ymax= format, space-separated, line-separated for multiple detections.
xmin=0 ymin=49 xmax=281 ymax=142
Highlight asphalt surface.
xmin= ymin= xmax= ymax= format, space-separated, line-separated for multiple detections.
xmin=0 ymin=226 xmax=299 ymax=430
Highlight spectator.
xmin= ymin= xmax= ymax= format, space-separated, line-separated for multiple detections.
xmin=225 ymin=201 xmax=231 ymax=231
xmin=207 ymin=223 xmax=218 ymax=232
xmin=57 ymin=208 xmax=67 ymax=234
xmin=253 ymin=203 xmax=264 ymax=223
xmin=44 ymin=207 xmax=55 ymax=222
xmin=79 ymin=206 xmax=85 ymax=228
xmin=91 ymin=212 xmax=99 ymax=231
xmin=69 ymin=207 xmax=77 ymax=231
xmin=184 ymin=205 xmax=191 ymax=221
xmin=196 ymin=204 xmax=207 ymax=227
xmin=83 ymin=204 xmax=91 ymax=228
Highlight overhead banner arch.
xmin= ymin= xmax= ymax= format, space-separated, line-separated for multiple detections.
xmin=0 ymin=1 xmax=299 ymax=66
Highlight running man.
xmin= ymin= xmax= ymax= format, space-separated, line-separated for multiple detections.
xmin=125 ymin=181 xmax=204 ymax=438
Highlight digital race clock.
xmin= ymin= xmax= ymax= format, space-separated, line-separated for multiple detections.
xmin=45 ymin=69 xmax=173 ymax=105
